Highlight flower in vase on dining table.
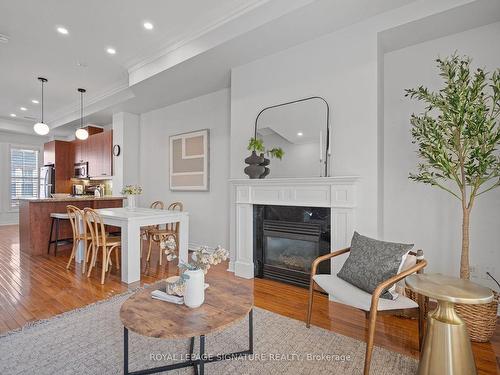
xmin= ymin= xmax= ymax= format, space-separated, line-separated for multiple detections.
xmin=121 ymin=185 xmax=142 ymax=209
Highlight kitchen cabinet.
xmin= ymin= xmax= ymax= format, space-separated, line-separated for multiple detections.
xmin=71 ymin=130 xmax=113 ymax=177
xmin=90 ymin=130 xmax=113 ymax=177
xmin=73 ymin=139 xmax=88 ymax=164
xmin=46 ymin=129 xmax=113 ymax=181
xmin=43 ymin=140 xmax=73 ymax=193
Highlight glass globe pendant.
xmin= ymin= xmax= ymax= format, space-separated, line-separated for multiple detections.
xmin=33 ymin=77 xmax=49 ymax=135
xmin=75 ymin=88 xmax=89 ymax=140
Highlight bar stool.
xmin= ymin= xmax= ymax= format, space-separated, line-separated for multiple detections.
xmin=47 ymin=212 xmax=71 ymax=256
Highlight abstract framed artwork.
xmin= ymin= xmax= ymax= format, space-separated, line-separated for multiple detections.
xmin=169 ymin=129 xmax=209 ymax=191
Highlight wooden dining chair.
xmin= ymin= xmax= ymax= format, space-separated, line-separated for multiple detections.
xmin=146 ymin=201 xmax=183 ymax=265
xmin=84 ymin=208 xmax=121 ymax=284
xmin=65 ymin=205 xmax=92 ymax=274
xmin=306 ymin=248 xmax=427 ymax=375
xmin=140 ymin=201 xmax=165 ymax=257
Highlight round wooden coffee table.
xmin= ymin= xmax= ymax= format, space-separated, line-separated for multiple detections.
xmin=120 ymin=274 xmax=253 ymax=375
xmin=406 ymin=273 xmax=493 ymax=375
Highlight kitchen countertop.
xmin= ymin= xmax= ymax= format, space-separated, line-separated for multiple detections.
xmin=18 ymin=196 xmax=126 ymax=203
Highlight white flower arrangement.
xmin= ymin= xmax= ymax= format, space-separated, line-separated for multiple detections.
xmin=160 ymin=236 xmax=178 ymax=262
xmin=186 ymin=245 xmax=229 ymax=274
xmin=121 ymin=184 xmax=143 ymax=195
xmin=165 ymin=246 xmax=229 ymax=292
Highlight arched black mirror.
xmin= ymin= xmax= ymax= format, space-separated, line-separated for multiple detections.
xmin=254 ymin=96 xmax=330 ymax=178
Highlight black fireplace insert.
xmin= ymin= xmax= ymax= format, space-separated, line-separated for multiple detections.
xmin=254 ymin=205 xmax=331 ymax=288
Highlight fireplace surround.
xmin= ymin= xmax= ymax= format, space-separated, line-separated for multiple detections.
xmin=254 ymin=205 xmax=331 ymax=287
xmin=229 ymin=176 xmax=358 ymax=291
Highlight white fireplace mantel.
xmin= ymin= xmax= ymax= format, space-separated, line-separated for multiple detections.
xmin=228 ymin=176 xmax=359 ymax=279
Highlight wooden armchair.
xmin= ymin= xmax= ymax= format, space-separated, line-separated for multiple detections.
xmin=306 ymin=248 xmax=427 ymax=375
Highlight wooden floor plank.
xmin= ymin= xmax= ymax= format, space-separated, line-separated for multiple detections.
xmin=0 ymin=224 xmax=498 ymax=374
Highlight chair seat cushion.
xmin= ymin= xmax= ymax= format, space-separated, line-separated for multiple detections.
xmin=50 ymin=213 xmax=69 ymax=219
xmin=313 ymin=274 xmax=418 ymax=311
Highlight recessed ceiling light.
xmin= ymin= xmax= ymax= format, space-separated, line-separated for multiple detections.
xmin=106 ymin=47 xmax=116 ymax=55
xmin=57 ymin=26 xmax=69 ymax=35
xmin=297 ymin=132 xmax=303 ymax=136
xmin=10 ymin=113 xmax=16 ymax=117
xmin=31 ymin=99 xmax=39 ymax=104
xmin=143 ymin=21 xmax=154 ymax=30
xmin=20 ymin=107 xmax=27 ymax=111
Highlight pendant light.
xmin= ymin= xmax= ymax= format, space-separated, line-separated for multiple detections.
xmin=33 ymin=77 xmax=50 ymax=135
xmin=75 ymin=88 xmax=89 ymax=140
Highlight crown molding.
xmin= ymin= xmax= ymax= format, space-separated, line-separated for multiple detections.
xmin=48 ymin=78 xmax=131 ymax=128
xmin=126 ymin=0 xmax=271 ymax=74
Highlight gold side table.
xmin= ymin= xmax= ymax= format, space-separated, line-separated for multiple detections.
xmin=406 ymin=273 xmax=493 ymax=375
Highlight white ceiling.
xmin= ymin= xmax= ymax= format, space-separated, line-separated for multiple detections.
xmin=4 ymin=0 xmax=488 ymax=139
xmin=0 ymin=0 xmax=263 ymax=132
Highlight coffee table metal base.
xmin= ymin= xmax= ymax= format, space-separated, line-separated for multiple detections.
xmin=124 ymin=309 xmax=253 ymax=375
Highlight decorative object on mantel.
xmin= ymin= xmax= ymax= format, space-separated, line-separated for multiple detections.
xmin=406 ymin=53 xmax=500 ymax=342
xmin=172 ymin=246 xmax=229 ymax=308
xmin=254 ymin=96 xmax=330 ymax=178
xmin=259 ymin=153 xmax=270 ymax=178
xmin=169 ymin=129 xmax=209 ymax=191
xmin=244 ymin=137 xmax=284 ymax=179
xmin=121 ymin=185 xmax=142 ymax=209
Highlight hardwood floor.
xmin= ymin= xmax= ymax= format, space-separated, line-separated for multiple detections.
xmin=0 ymin=224 xmax=498 ymax=374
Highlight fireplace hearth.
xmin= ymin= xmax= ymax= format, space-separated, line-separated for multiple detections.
xmin=254 ymin=205 xmax=330 ymax=288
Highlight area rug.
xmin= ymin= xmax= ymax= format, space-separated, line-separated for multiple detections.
xmin=0 ymin=290 xmax=417 ymax=374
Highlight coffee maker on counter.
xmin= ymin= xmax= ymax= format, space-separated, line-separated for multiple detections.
xmin=71 ymin=183 xmax=105 ymax=196
xmin=71 ymin=184 xmax=84 ymax=196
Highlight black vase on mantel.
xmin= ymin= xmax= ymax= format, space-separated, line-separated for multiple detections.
xmin=259 ymin=153 xmax=270 ymax=179
xmin=244 ymin=151 xmax=265 ymax=179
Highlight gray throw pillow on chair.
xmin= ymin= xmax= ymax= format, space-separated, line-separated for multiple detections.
xmin=337 ymin=232 xmax=414 ymax=300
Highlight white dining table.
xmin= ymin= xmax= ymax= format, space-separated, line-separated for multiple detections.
xmin=75 ymin=207 xmax=189 ymax=284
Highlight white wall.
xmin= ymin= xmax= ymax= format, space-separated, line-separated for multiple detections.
xmin=230 ymin=23 xmax=380 ymax=237
xmin=383 ymin=21 xmax=500 ymax=288
xmin=112 ymin=112 xmax=140 ymax=195
xmin=139 ymin=89 xmax=230 ymax=249
xmin=0 ymin=132 xmax=46 ymax=225
xmin=228 ymin=0 xmax=500 ymax=283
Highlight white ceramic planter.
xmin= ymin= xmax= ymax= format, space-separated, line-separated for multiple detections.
xmin=183 ymin=269 xmax=205 ymax=308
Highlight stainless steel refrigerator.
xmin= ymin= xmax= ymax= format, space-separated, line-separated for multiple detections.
xmin=39 ymin=165 xmax=55 ymax=198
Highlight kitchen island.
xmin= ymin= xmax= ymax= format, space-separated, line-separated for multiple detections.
xmin=19 ymin=196 xmax=125 ymax=256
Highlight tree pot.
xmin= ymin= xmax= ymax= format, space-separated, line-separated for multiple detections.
xmin=455 ymin=291 xmax=499 ymax=342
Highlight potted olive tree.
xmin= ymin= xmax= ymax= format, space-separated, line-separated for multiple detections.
xmin=406 ymin=54 xmax=499 ymax=342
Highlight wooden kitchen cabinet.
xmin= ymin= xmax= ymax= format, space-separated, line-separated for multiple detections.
xmin=47 ymin=129 xmax=113 ymax=181
xmin=73 ymin=139 xmax=88 ymax=164
xmin=43 ymin=140 xmax=73 ymax=193
xmin=87 ymin=130 xmax=113 ymax=178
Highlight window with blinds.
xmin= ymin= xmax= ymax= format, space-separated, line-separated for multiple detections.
xmin=10 ymin=148 xmax=39 ymax=208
